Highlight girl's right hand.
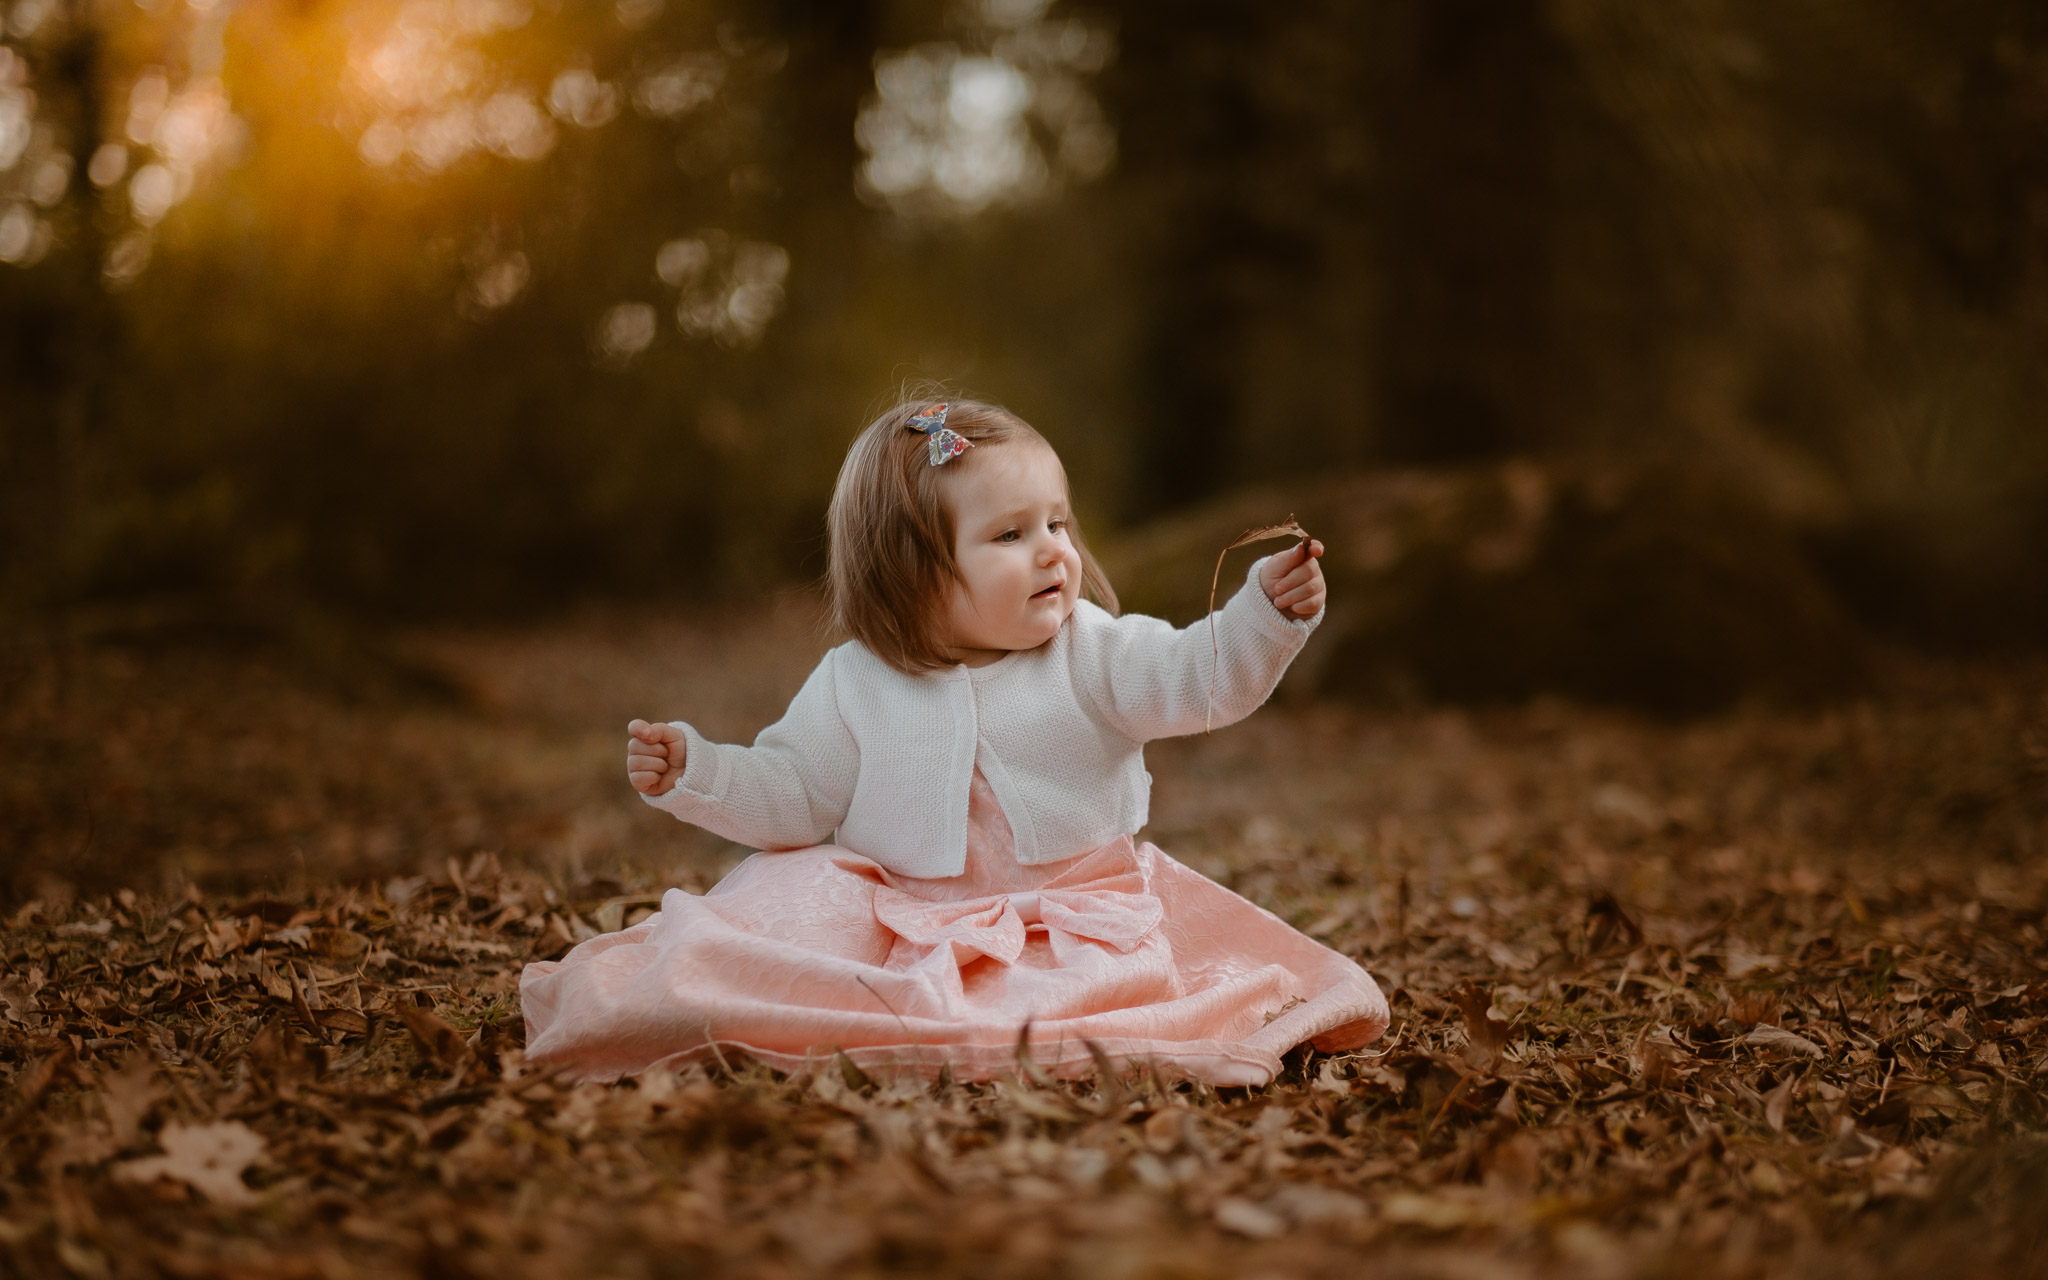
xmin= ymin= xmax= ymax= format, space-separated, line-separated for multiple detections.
xmin=627 ymin=719 xmax=687 ymax=795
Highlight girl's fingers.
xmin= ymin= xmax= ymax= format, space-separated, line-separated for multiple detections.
xmin=629 ymin=731 xmax=676 ymax=754
xmin=628 ymin=720 xmax=684 ymax=795
xmin=1283 ymin=589 xmax=1324 ymax=616
xmin=1274 ymin=579 xmax=1326 ymax=611
xmin=1274 ymin=563 xmax=1324 ymax=595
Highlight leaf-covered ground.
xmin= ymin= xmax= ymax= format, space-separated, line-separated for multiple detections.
xmin=3 ymin=609 xmax=2046 ymax=1279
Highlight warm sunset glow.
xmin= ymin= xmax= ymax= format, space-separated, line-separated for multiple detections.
xmin=0 ymin=0 xmax=793 ymax=347
xmin=347 ymin=0 xmax=554 ymax=171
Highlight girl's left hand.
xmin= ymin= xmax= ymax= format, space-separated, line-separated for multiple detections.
xmin=1259 ymin=539 xmax=1326 ymax=619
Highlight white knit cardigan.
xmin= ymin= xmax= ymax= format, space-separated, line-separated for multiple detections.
xmin=645 ymin=555 xmax=1319 ymax=878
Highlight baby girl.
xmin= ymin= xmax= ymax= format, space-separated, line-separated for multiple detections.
xmin=519 ymin=397 xmax=1389 ymax=1084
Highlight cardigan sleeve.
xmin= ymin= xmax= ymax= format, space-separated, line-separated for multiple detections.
xmin=1068 ymin=553 xmax=1321 ymax=743
xmin=640 ymin=650 xmax=860 ymax=850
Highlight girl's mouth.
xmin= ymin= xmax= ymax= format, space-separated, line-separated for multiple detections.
xmin=1031 ymin=583 xmax=1063 ymax=600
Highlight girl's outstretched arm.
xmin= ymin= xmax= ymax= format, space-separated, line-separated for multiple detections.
xmin=635 ymin=653 xmax=860 ymax=851
xmin=1068 ymin=550 xmax=1323 ymax=742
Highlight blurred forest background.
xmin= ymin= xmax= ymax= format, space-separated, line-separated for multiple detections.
xmin=5 ymin=10 xmax=2048 ymax=1273
xmin=3 ymin=0 xmax=2045 ymax=677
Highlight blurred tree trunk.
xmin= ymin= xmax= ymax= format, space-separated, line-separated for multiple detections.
xmin=753 ymin=0 xmax=883 ymax=574
xmin=1111 ymin=2 xmax=1273 ymax=520
xmin=1371 ymin=0 xmax=1561 ymax=462
xmin=1 ymin=9 xmax=115 ymax=619
xmin=1108 ymin=0 xmax=1374 ymax=521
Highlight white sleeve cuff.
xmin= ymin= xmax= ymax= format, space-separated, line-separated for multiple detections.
xmin=639 ymin=721 xmax=726 ymax=810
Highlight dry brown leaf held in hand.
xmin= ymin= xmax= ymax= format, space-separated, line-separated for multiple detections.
xmin=114 ymin=1121 xmax=266 ymax=1207
xmin=1205 ymin=515 xmax=1314 ymax=732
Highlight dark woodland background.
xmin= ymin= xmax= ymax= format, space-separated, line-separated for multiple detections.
xmin=4 ymin=11 xmax=2048 ymax=1276
xmin=4 ymin=0 xmax=2048 ymax=701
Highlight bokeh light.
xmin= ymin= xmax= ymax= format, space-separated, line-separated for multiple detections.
xmin=594 ymin=299 xmax=657 ymax=363
xmin=349 ymin=0 xmax=552 ymax=172
xmin=633 ymin=52 xmax=721 ymax=119
xmin=0 ymin=39 xmax=52 ymax=265
xmin=546 ymin=68 xmax=617 ymax=129
xmin=856 ymin=0 xmax=1113 ymax=216
xmin=81 ymin=60 xmax=247 ymax=281
xmin=656 ymin=231 xmax=787 ymax=347
xmin=0 ymin=51 xmax=30 ymax=171
xmin=7 ymin=0 xmax=53 ymax=41
xmin=465 ymin=250 xmax=530 ymax=312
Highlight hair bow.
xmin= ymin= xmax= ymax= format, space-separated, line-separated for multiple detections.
xmin=906 ymin=403 xmax=973 ymax=467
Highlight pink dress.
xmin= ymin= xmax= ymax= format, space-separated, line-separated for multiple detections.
xmin=520 ymin=772 xmax=1389 ymax=1085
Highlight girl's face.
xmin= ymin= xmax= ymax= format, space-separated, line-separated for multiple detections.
xmin=937 ymin=441 xmax=1083 ymax=666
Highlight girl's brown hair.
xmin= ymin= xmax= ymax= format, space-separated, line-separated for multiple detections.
xmin=827 ymin=395 xmax=1118 ymax=674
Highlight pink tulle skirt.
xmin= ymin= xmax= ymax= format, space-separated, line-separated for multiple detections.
xmin=520 ymin=776 xmax=1389 ymax=1086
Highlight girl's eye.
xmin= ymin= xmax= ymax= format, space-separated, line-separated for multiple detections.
xmin=1049 ymin=519 xmax=1067 ymax=534
xmin=996 ymin=529 xmax=1020 ymax=543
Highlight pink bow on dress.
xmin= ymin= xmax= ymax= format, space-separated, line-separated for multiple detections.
xmin=872 ymin=878 xmax=1163 ymax=966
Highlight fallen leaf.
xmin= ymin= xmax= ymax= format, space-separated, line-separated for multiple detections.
xmin=1820 ymin=1118 xmax=1883 ymax=1165
xmin=1763 ymin=1073 xmax=1797 ymax=1134
xmin=308 ymin=928 xmax=370 ymax=962
xmin=1265 ymin=1184 xmax=1368 ymax=1225
xmin=1381 ymin=1192 xmax=1486 ymax=1230
xmin=1584 ymin=892 xmax=1644 ymax=954
xmin=394 ymin=1002 xmax=468 ymax=1068
xmin=0 ymin=974 xmax=39 ymax=1023
xmin=1452 ymin=982 xmax=1513 ymax=1070
xmin=1213 ymin=1196 xmax=1288 ymax=1239
xmin=96 ymin=1051 xmax=164 ymax=1149
xmin=0 ymin=1047 xmax=73 ymax=1136
xmin=1745 ymin=1026 xmax=1825 ymax=1059
xmin=114 ymin=1121 xmax=266 ymax=1206
xmin=1143 ymin=1107 xmax=1187 ymax=1154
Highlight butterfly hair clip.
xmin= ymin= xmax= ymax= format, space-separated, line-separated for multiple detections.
xmin=906 ymin=402 xmax=973 ymax=467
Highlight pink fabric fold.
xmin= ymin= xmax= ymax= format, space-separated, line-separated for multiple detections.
xmin=520 ymin=771 xmax=1389 ymax=1085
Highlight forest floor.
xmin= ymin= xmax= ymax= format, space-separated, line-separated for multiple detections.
xmin=2 ymin=598 xmax=2046 ymax=1279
